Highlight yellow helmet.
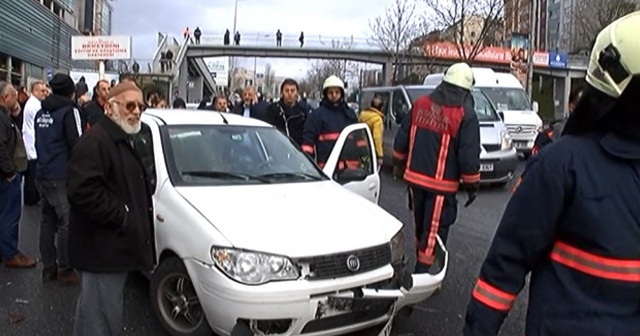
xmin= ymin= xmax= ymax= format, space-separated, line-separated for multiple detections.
xmin=443 ymin=62 xmax=474 ymax=90
xmin=587 ymin=11 xmax=640 ymax=98
xmin=322 ymin=75 xmax=345 ymax=90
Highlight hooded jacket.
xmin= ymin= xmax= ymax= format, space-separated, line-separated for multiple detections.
xmin=35 ymin=94 xmax=82 ymax=181
xmin=358 ymin=107 xmax=384 ymax=160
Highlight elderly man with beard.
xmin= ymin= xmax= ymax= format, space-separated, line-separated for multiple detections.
xmin=67 ymin=82 xmax=155 ymax=336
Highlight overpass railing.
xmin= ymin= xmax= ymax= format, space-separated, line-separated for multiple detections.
xmin=199 ymin=31 xmax=378 ymax=49
xmin=195 ymin=31 xmax=589 ymax=70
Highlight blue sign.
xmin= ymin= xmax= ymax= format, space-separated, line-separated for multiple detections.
xmin=46 ymin=67 xmax=53 ymax=80
xmin=548 ymin=52 xmax=568 ymax=68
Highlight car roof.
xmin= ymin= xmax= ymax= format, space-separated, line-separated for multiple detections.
xmin=142 ymin=109 xmax=272 ymax=127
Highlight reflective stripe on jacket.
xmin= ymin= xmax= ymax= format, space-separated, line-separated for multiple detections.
xmin=392 ymin=83 xmax=480 ymax=194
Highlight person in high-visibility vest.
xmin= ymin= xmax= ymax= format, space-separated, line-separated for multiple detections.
xmin=464 ymin=12 xmax=640 ymax=336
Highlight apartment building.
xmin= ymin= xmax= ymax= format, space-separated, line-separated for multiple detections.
xmin=0 ymin=0 xmax=93 ymax=86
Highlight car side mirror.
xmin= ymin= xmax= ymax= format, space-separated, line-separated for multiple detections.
xmin=532 ymin=101 xmax=539 ymax=113
xmin=498 ymin=111 xmax=505 ymax=120
xmin=336 ymin=168 xmax=368 ymax=185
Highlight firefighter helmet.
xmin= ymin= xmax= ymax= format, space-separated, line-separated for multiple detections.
xmin=322 ymin=75 xmax=345 ymax=90
xmin=587 ymin=11 xmax=640 ymax=98
xmin=443 ymin=62 xmax=474 ymax=90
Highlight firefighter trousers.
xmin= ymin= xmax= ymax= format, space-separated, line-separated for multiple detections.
xmin=409 ymin=187 xmax=458 ymax=273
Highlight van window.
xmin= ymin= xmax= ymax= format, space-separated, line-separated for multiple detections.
xmin=360 ymin=91 xmax=390 ymax=116
xmin=405 ymin=88 xmax=498 ymax=121
xmin=480 ymin=87 xmax=532 ymax=111
xmin=391 ymin=89 xmax=410 ymax=117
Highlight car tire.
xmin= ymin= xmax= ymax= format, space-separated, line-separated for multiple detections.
xmin=150 ymin=257 xmax=212 ymax=336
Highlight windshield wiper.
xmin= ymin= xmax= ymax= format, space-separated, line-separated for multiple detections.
xmin=182 ymin=171 xmax=272 ymax=183
xmin=258 ymin=172 xmax=324 ymax=181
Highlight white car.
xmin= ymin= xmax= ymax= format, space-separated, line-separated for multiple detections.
xmin=137 ymin=109 xmax=448 ymax=336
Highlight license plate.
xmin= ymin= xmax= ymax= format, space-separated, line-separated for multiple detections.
xmin=327 ymin=297 xmax=395 ymax=313
xmin=514 ymin=142 xmax=528 ymax=148
xmin=480 ymin=164 xmax=494 ymax=172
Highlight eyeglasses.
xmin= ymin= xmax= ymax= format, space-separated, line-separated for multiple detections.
xmin=112 ymin=101 xmax=146 ymax=113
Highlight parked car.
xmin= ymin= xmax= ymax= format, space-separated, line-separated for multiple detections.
xmin=138 ymin=109 xmax=448 ymax=336
xmin=360 ymin=85 xmax=518 ymax=186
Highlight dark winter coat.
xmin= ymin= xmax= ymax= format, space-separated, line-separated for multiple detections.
xmin=67 ymin=116 xmax=155 ymax=273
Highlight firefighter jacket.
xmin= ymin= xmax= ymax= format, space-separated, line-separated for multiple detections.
xmin=301 ymin=99 xmax=357 ymax=167
xmin=358 ymin=107 xmax=384 ymax=160
xmin=392 ymin=82 xmax=480 ymax=194
xmin=464 ymin=133 xmax=640 ymax=336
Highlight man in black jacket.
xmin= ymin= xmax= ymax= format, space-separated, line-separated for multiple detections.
xmin=263 ymin=78 xmax=307 ymax=145
xmin=0 ymin=81 xmax=36 ymax=269
xmin=231 ymin=86 xmax=264 ymax=119
xmin=84 ymin=80 xmax=110 ymax=128
xmin=68 ymin=82 xmax=155 ymax=335
xmin=35 ymin=74 xmax=83 ymax=285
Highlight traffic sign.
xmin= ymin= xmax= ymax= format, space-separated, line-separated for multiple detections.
xmin=46 ymin=67 xmax=53 ymax=80
xmin=548 ymin=52 xmax=568 ymax=68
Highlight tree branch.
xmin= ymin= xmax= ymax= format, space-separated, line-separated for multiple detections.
xmin=569 ymin=0 xmax=635 ymax=52
xmin=368 ymin=0 xmax=421 ymax=84
xmin=422 ymin=0 xmax=504 ymax=62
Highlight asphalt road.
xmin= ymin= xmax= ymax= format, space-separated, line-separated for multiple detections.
xmin=0 ymin=166 xmax=527 ymax=336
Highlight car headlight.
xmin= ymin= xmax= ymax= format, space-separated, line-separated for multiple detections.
xmin=211 ymin=247 xmax=300 ymax=285
xmin=500 ymin=130 xmax=512 ymax=150
xmin=390 ymin=229 xmax=405 ymax=264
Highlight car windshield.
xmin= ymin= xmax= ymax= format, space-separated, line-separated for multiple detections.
xmin=405 ymin=88 xmax=499 ymax=122
xmin=480 ymin=87 xmax=532 ymax=111
xmin=162 ymin=125 xmax=327 ymax=186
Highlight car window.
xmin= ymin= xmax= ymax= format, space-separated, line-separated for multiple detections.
xmin=332 ymin=128 xmax=374 ymax=179
xmin=162 ymin=125 xmax=327 ymax=186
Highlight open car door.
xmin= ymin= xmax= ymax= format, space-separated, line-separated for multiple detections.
xmin=322 ymin=124 xmax=380 ymax=204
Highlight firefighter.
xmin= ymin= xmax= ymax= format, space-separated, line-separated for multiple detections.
xmin=301 ymin=75 xmax=358 ymax=168
xmin=392 ymin=62 xmax=480 ymax=273
xmin=464 ymin=12 xmax=640 ymax=336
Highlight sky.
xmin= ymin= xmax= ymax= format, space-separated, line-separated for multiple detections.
xmin=111 ymin=0 xmax=390 ymax=78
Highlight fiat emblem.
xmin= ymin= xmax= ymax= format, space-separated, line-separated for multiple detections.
xmin=346 ymin=255 xmax=361 ymax=272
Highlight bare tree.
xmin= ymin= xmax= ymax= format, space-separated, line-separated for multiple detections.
xmin=263 ymin=63 xmax=276 ymax=96
xmin=368 ymin=0 xmax=421 ymax=84
xmin=570 ymin=0 xmax=635 ymax=53
xmin=302 ymin=38 xmax=359 ymax=95
xmin=422 ymin=0 xmax=504 ymax=61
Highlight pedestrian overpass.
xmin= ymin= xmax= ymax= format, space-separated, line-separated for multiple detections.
xmin=152 ymin=32 xmax=589 ymax=115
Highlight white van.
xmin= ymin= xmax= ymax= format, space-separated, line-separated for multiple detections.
xmin=424 ymin=68 xmax=543 ymax=157
xmin=360 ymin=85 xmax=518 ymax=186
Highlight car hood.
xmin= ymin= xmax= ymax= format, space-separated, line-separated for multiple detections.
xmin=501 ymin=110 xmax=542 ymax=126
xmin=175 ymin=181 xmax=402 ymax=258
xmin=479 ymin=122 xmax=502 ymax=144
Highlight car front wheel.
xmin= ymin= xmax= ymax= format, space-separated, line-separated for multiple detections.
xmin=150 ymin=257 xmax=212 ymax=336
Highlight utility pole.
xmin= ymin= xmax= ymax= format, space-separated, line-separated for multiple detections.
xmin=526 ymin=0 xmax=538 ymax=98
xmin=231 ymin=0 xmax=239 ymax=72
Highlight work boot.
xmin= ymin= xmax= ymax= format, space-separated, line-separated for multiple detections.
xmin=58 ymin=270 xmax=80 ymax=286
xmin=42 ymin=267 xmax=58 ymax=283
xmin=4 ymin=253 xmax=37 ymax=268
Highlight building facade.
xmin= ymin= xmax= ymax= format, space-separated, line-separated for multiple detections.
xmin=0 ymin=0 xmax=93 ymax=86
xmin=503 ymin=0 xmax=547 ymax=50
xmin=76 ymin=0 xmax=112 ymax=35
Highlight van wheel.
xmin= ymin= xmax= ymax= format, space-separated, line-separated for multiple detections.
xmin=150 ymin=257 xmax=212 ymax=336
